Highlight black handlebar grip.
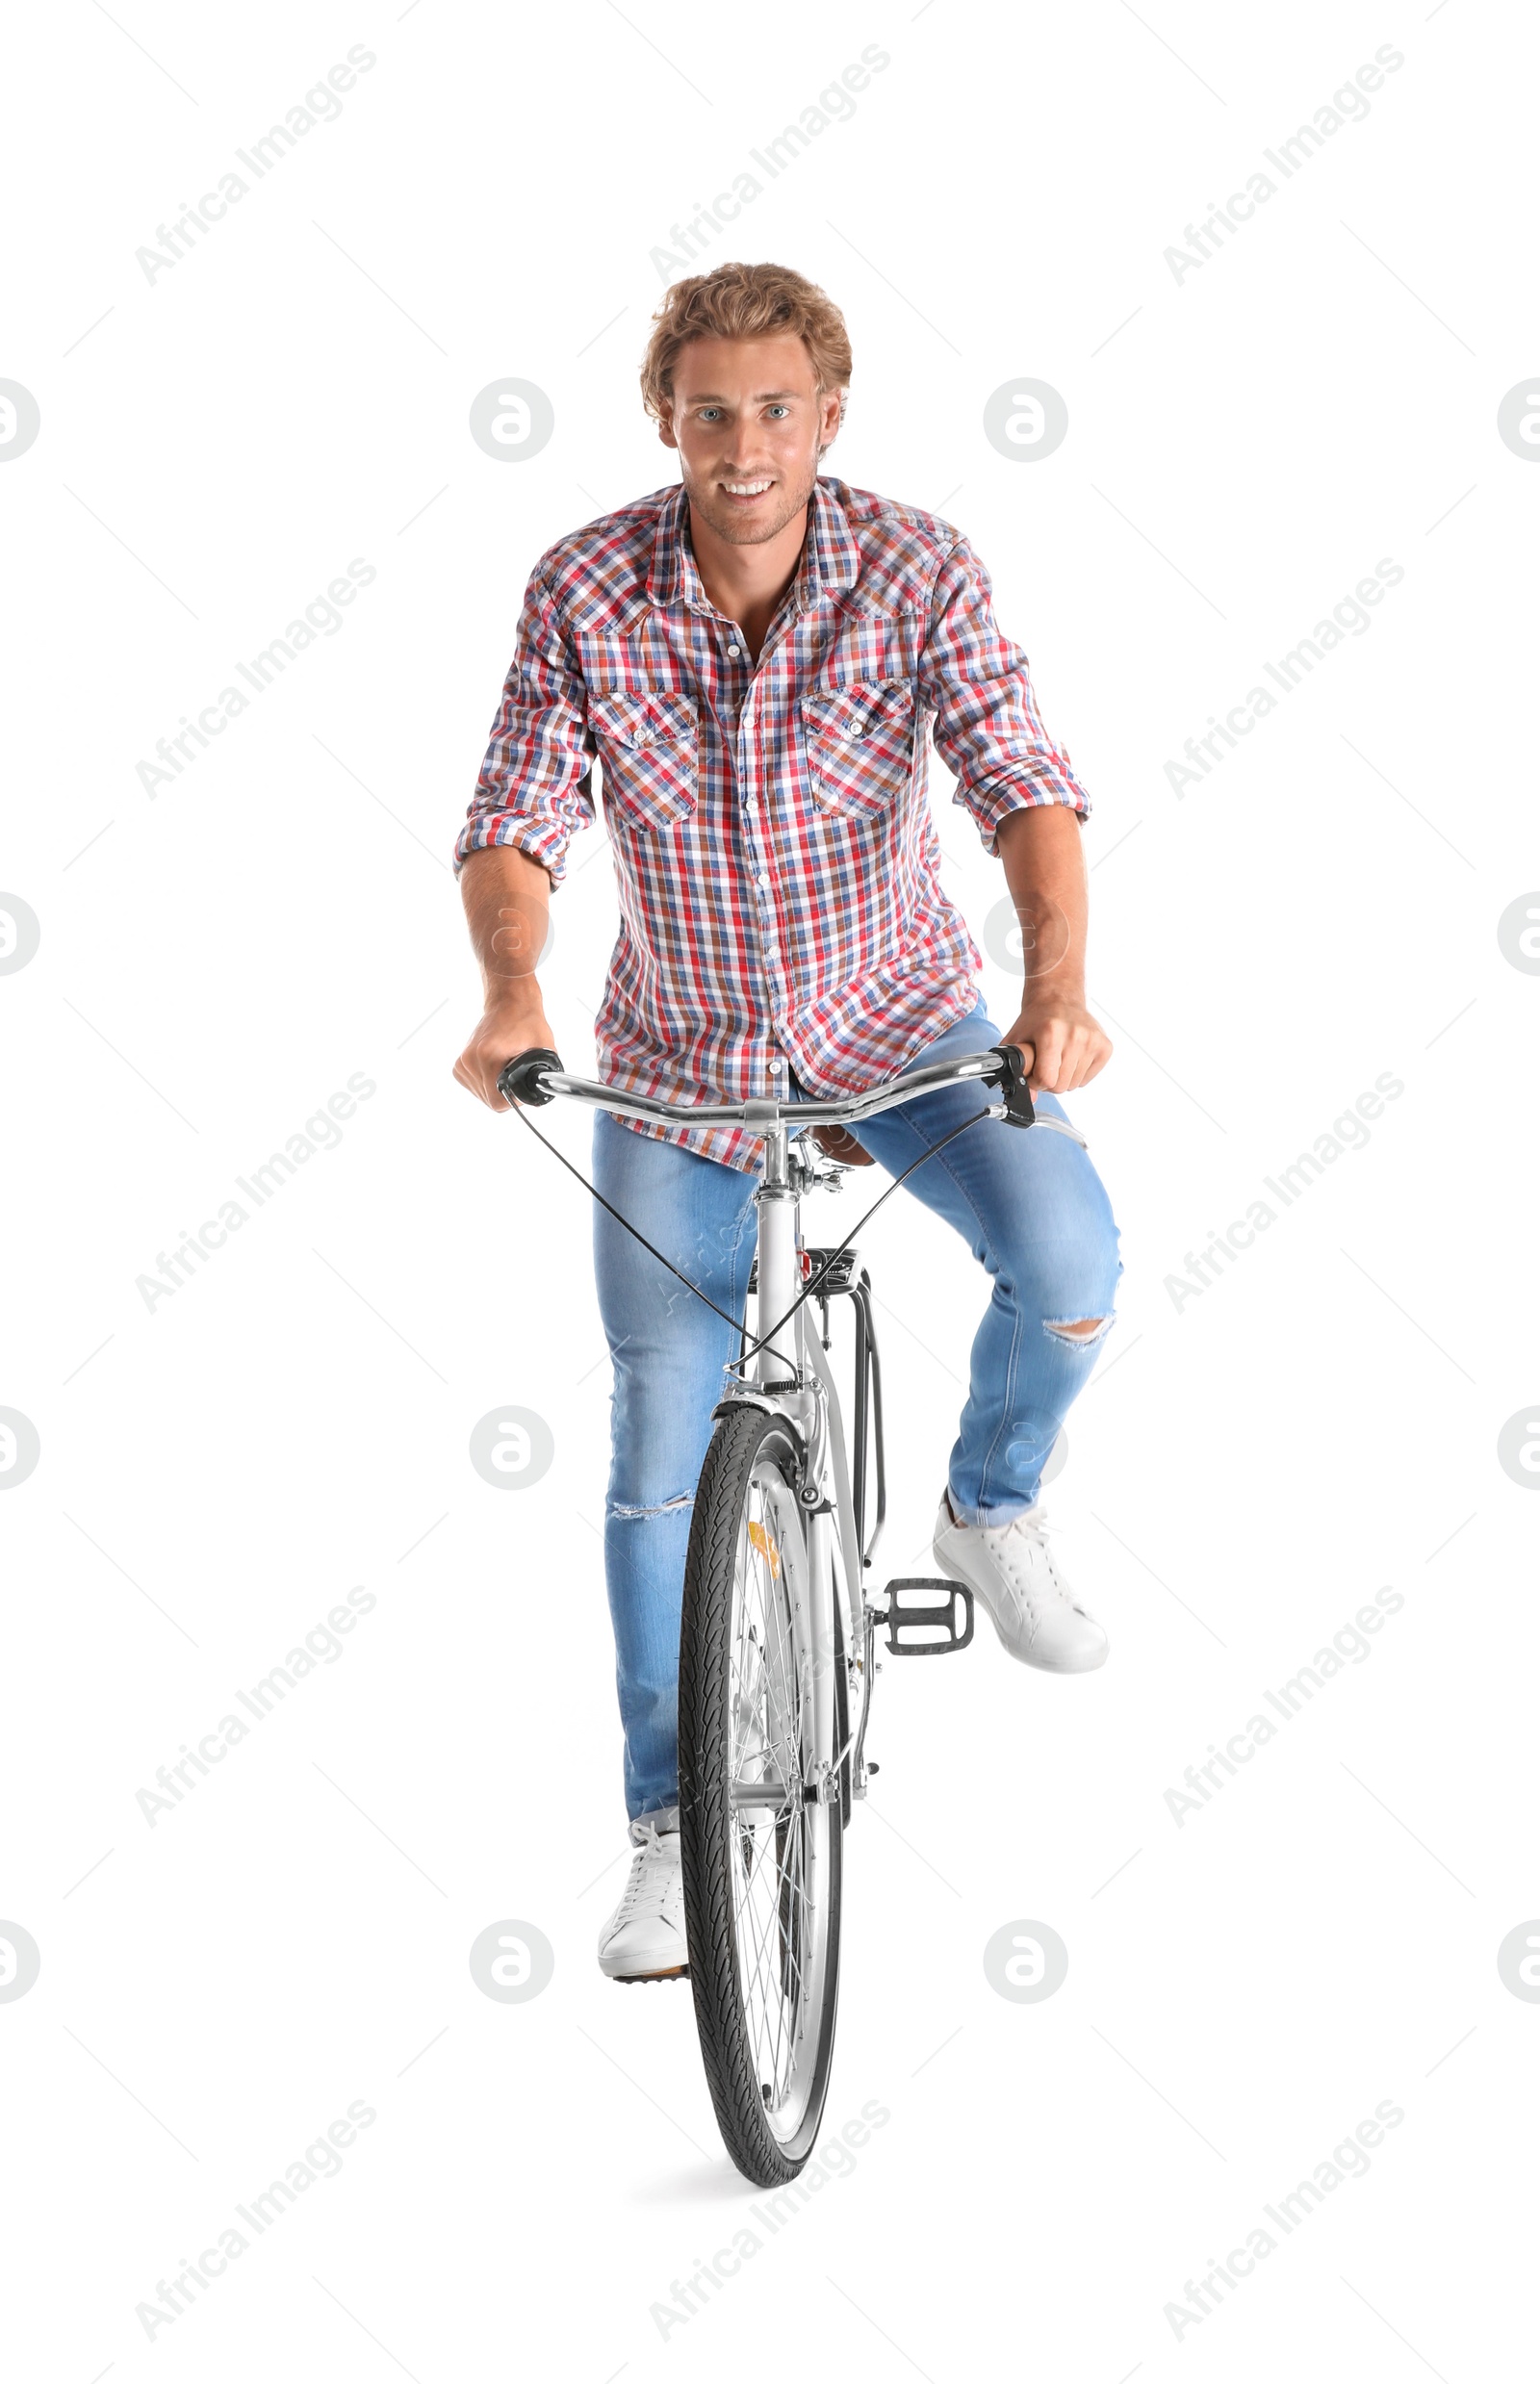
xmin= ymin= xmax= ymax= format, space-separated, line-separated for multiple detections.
xmin=987 ymin=1041 xmax=1037 ymax=1129
xmin=497 ymin=1047 xmax=563 ymax=1108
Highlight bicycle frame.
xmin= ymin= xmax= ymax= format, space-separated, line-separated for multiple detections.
xmin=497 ymin=1037 xmax=1045 ymax=2172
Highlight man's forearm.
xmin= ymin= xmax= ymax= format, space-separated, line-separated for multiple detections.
xmin=994 ymin=804 xmax=1112 ymax=1093
xmin=452 ymin=844 xmax=557 ymax=1109
xmin=459 ymin=842 xmax=552 ymax=1013
xmin=996 ymin=802 xmax=1087 ymax=993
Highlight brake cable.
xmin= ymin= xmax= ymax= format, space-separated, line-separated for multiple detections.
xmin=503 ymin=1096 xmax=997 ymax=1354
xmin=504 ymin=1101 xmax=744 ymax=1335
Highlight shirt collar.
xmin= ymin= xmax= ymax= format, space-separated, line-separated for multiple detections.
xmin=645 ymin=475 xmax=861 ymax=618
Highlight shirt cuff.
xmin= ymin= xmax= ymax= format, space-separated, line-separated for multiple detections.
xmin=452 ymin=812 xmax=570 ymax=883
xmin=959 ymin=765 xmax=1091 ymax=857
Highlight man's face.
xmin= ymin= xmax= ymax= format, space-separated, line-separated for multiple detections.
xmin=658 ymin=335 xmax=843 ymax=547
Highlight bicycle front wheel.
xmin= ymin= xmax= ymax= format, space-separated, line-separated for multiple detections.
xmin=678 ymin=1402 xmax=842 ymax=2184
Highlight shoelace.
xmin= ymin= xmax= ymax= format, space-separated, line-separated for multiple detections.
xmin=617 ymin=1823 xmax=675 ymax=1915
xmin=996 ymin=1510 xmax=1079 ymax=1608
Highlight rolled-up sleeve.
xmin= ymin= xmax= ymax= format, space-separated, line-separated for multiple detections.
xmin=452 ymin=563 xmax=596 ymax=882
xmin=918 ymin=535 xmax=1091 ymax=854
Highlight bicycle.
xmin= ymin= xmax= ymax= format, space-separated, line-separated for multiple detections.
xmin=498 ymin=1037 xmax=1047 ymax=2185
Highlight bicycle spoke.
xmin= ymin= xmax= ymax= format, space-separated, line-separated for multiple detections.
xmin=736 ymin=1858 xmax=790 ymax=2093
xmin=733 ymin=1808 xmax=798 ymax=2089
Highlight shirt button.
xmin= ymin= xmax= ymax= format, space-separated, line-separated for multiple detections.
xmin=757 ymin=874 xmax=770 ymax=889
xmin=728 ymin=643 xmax=741 ymax=657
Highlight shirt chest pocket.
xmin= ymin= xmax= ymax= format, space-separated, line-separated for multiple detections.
xmin=799 ymin=679 xmax=916 ymax=820
xmin=590 ymin=689 xmax=700 ymax=832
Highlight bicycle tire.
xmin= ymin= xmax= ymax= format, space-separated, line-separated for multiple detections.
xmin=679 ymin=1403 xmax=843 ymax=2184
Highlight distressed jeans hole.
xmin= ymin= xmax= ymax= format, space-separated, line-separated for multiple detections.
xmin=607 ymin=1493 xmax=695 ymax=1522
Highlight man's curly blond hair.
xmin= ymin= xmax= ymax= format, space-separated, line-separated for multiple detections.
xmin=640 ymin=261 xmax=852 ymax=447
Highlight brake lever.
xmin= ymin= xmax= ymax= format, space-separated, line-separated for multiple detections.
xmin=497 ymin=1047 xmax=564 ymax=1108
xmin=987 ymin=1042 xmax=1037 ymax=1129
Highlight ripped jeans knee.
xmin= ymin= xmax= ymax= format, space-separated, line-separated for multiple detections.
xmin=605 ymin=1490 xmax=695 ymax=1523
xmin=1042 ymin=1312 xmax=1116 ymax=1349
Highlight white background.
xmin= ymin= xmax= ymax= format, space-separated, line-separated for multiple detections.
xmin=3 ymin=0 xmax=1536 ymax=2376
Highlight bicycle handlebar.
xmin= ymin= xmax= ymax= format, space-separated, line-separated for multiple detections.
xmin=496 ymin=1041 xmax=1036 ymax=1133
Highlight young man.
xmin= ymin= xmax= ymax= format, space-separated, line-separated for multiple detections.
xmin=452 ymin=262 xmax=1121 ymax=1982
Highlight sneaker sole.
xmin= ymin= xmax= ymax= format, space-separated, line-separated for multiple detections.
xmin=604 ymin=1963 xmax=690 ymax=1985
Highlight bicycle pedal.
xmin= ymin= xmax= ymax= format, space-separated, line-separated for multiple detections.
xmin=882 ymin=1578 xmax=975 ymax=1655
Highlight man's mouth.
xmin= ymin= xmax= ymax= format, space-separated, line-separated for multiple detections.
xmin=719 ymin=478 xmax=775 ymax=502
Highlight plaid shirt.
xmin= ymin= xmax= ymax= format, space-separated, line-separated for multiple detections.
xmin=455 ymin=474 xmax=1091 ymax=1171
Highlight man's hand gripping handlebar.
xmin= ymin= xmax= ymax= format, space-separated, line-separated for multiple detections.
xmin=497 ymin=1048 xmax=564 ymax=1109
xmin=494 ymin=1043 xmax=1036 ymax=1129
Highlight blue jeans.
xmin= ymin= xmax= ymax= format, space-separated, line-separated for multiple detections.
xmin=592 ymin=998 xmax=1123 ymax=1828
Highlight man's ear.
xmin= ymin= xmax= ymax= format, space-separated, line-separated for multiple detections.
xmin=656 ymin=406 xmax=679 ymax=451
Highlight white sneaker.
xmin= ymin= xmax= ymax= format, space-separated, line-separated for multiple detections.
xmin=597 ymin=1820 xmax=688 ymax=1982
xmin=933 ymin=1491 xmax=1109 ymax=1673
